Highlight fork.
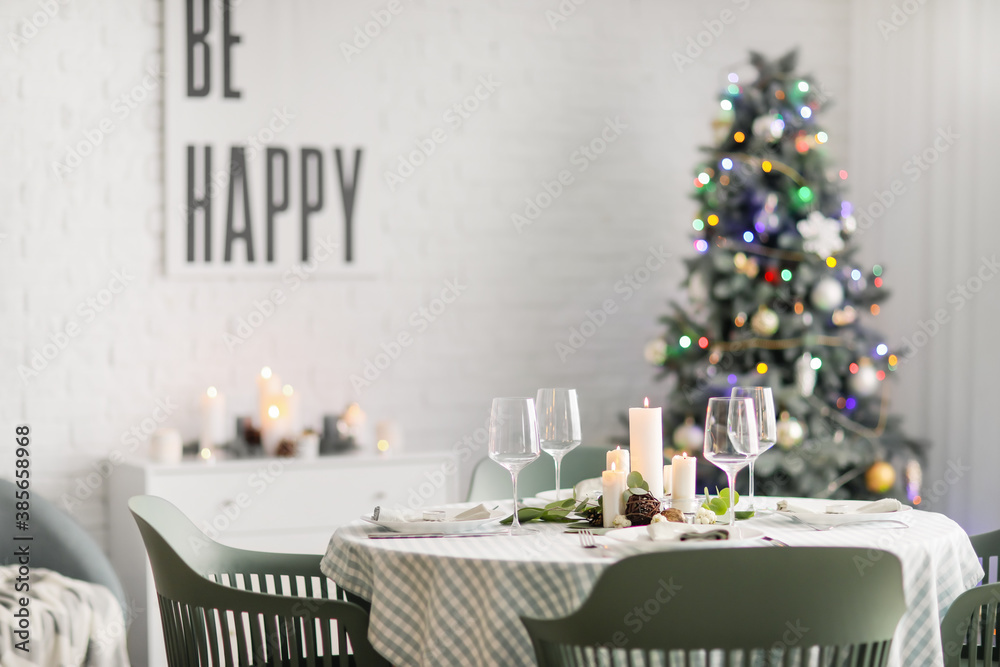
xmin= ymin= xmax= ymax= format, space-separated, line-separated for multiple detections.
xmin=578 ymin=529 xmax=598 ymax=548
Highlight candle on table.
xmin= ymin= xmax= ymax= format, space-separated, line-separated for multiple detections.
xmin=199 ymin=386 xmax=227 ymax=453
xmin=628 ymin=397 xmax=664 ymax=499
xmin=671 ymin=452 xmax=697 ymax=501
xmin=602 ymin=462 xmax=627 ymax=528
xmin=607 ymin=446 xmax=629 ymax=473
xmin=663 ymin=464 xmax=672 ymax=496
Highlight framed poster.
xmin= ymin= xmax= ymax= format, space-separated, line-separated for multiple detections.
xmin=164 ymin=0 xmax=380 ymax=277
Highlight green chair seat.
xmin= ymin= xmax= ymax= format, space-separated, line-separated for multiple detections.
xmin=521 ymin=547 xmax=906 ymax=666
xmin=129 ymin=495 xmax=388 ymax=667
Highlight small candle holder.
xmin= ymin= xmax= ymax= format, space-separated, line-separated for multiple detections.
xmin=670 ymin=497 xmax=701 ymax=522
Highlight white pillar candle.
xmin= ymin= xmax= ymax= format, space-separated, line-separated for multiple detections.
xmin=607 ymin=446 xmax=629 ymax=473
xmin=628 ymin=398 xmax=664 ymax=499
xmin=671 ymin=453 xmax=697 ymax=500
xmin=257 ymin=367 xmax=282 ymax=429
xmin=602 ymin=463 xmax=627 ymax=528
xmin=150 ymin=428 xmax=183 ymax=464
xmin=376 ymin=420 xmax=402 ymax=455
xmin=663 ymin=464 xmax=673 ymax=496
xmin=199 ymin=387 xmax=227 ymax=451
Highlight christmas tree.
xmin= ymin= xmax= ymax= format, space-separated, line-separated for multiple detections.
xmin=650 ymin=50 xmax=924 ymax=502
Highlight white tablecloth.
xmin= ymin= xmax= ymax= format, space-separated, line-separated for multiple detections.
xmin=321 ymin=500 xmax=983 ymax=667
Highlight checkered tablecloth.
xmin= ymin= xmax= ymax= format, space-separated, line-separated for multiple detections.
xmin=320 ymin=500 xmax=983 ymax=667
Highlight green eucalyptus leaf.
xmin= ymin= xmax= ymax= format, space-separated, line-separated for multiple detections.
xmin=626 ymin=471 xmax=644 ymax=488
xmin=628 ymin=487 xmax=647 ymax=495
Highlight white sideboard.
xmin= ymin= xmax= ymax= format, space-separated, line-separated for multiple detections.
xmin=108 ymin=452 xmax=459 ymax=667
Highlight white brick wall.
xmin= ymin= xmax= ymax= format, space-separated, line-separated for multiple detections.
xmin=0 ymin=0 xmax=852 ymax=546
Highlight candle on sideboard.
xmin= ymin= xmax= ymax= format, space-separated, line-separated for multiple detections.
xmin=199 ymin=386 xmax=227 ymax=452
xmin=663 ymin=464 xmax=673 ymax=496
xmin=671 ymin=453 xmax=697 ymax=501
xmin=628 ymin=397 xmax=664 ymax=499
xmin=257 ymin=366 xmax=281 ymax=428
xmin=607 ymin=446 xmax=629 ymax=473
xmin=602 ymin=462 xmax=627 ymax=528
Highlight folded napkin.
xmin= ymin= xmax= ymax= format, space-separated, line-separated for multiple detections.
xmin=372 ymin=507 xmax=422 ymax=523
xmin=453 ymin=504 xmax=493 ymax=521
xmin=647 ymin=521 xmax=729 ymax=542
xmin=776 ymin=498 xmax=904 ymax=515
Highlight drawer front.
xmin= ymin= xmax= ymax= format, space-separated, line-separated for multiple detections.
xmin=148 ymin=458 xmax=453 ymax=537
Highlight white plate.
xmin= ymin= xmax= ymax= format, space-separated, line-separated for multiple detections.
xmin=606 ymin=523 xmax=764 ymax=544
xmin=775 ymin=499 xmax=912 ymax=527
xmin=361 ymin=510 xmax=504 ymax=535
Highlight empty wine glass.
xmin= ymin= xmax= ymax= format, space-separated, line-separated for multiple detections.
xmin=489 ymin=397 xmax=541 ymax=536
xmin=730 ymin=386 xmax=777 ymax=513
xmin=535 ymin=388 xmax=582 ymax=500
xmin=703 ymin=397 xmax=758 ymax=528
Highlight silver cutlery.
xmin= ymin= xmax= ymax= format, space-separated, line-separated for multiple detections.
xmin=368 ymin=532 xmax=502 ymax=539
xmin=762 ymin=536 xmax=790 ymax=547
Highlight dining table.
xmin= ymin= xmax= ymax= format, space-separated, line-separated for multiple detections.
xmin=320 ymin=497 xmax=984 ymax=667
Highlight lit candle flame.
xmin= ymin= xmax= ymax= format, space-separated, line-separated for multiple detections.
xmin=643 ymin=397 xmax=649 ymax=408
xmin=268 ymin=405 xmax=280 ymax=419
xmin=611 ymin=461 xmax=616 ymax=472
xmin=206 ymin=386 xmax=217 ymax=398
xmin=282 ymin=384 xmax=293 ymax=396
xmin=377 ymin=439 xmax=389 ymax=452
xmin=260 ymin=367 xmax=272 ymax=379
xmin=200 ymin=448 xmax=212 ymax=460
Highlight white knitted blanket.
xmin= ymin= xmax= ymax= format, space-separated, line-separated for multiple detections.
xmin=0 ymin=567 xmax=129 ymax=667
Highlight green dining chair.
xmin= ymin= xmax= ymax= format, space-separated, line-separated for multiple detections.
xmin=521 ymin=547 xmax=907 ymax=667
xmin=466 ymin=446 xmax=607 ymax=502
xmin=971 ymin=529 xmax=1000 ymax=583
xmin=940 ymin=582 xmax=1000 ymax=666
xmin=128 ymin=495 xmax=388 ymax=667
xmin=938 ymin=528 xmax=1000 ymax=665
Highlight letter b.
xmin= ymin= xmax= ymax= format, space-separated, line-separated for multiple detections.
xmin=586 ymin=309 xmax=607 ymax=327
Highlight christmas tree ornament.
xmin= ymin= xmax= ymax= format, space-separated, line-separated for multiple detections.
xmin=905 ymin=459 xmax=922 ymax=503
xmin=849 ymin=358 xmax=880 ymax=397
xmin=810 ymin=276 xmax=845 ymax=311
xmin=797 ymin=211 xmax=845 ymax=258
xmin=842 ymin=215 xmax=857 ymax=235
xmin=795 ymin=352 xmax=817 ymax=397
xmin=751 ymin=306 xmax=780 ymax=337
xmin=644 ymin=339 xmax=667 ymax=365
xmin=776 ymin=412 xmax=805 ymax=449
xmin=865 ymin=461 xmax=896 ymax=494
xmin=831 ymin=306 xmax=858 ymax=326
xmin=672 ymin=417 xmax=704 ymax=453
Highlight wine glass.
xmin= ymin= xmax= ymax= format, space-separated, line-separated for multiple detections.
xmin=535 ymin=388 xmax=582 ymax=500
xmin=489 ymin=397 xmax=541 ymax=536
xmin=703 ymin=397 xmax=758 ymax=528
xmin=730 ymin=386 xmax=777 ymax=513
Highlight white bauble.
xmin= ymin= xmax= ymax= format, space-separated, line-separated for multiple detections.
xmin=672 ymin=418 xmax=704 ymax=453
xmin=776 ymin=415 xmax=805 ymax=449
xmin=810 ymin=276 xmax=845 ymax=311
xmin=795 ymin=352 xmax=817 ymax=397
xmin=644 ymin=339 xmax=667 ymax=365
xmin=849 ymin=361 xmax=880 ymax=397
xmin=751 ymin=307 xmax=780 ymax=337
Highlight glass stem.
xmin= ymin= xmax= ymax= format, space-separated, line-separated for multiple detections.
xmin=748 ymin=460 xmax=755 ymax=509
xmin=725 ymin=470 xmax=737 ymax=528
xmin=510 ymin=470 xmax=520 ymax=532
xmin=554 ymin=455 xmax=562 ymax=498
